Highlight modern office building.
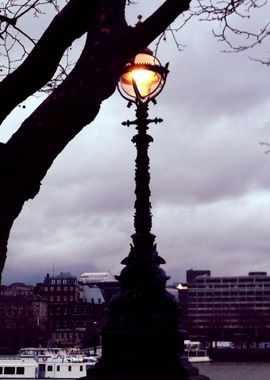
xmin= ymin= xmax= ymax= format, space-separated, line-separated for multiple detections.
xmin=182 ymin=269 xmax=270 ymax=343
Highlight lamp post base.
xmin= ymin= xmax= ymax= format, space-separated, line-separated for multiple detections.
xmin=84 ymin=370 xmax=211 ymax=380
xmin=90 ymin=240 xmax=202 ymax=378
xmin=96 ymin=331 xmax=197 ymax=377
xmin=84 ymin=371 xmax=211 ymax=380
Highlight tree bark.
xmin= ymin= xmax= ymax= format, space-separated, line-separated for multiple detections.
xmin=0 ymin=0 xmax=191 ymax=282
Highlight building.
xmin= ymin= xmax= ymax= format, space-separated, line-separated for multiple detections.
xmin=186 ymin=269 xmax=211 ymax=283
xmin=35 ymin=272 xmax=106 ymax=347
xmin=35 ymin=272 xmax=80 ymax=304
xmin=183 ymin=269 xmax=270 ymax=344
xmin=0 ymin=293 xmax=47 ymax=352
xmin=1 ymin=283 xmax=34 ymax=296
xmin=35 ymin=272 xmax=84 ymax=346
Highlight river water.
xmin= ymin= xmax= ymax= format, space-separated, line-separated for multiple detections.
xmin=196 ymin=361 xmax=270 ymax=380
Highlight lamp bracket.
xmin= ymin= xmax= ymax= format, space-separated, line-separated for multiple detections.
xmin=122 ymin=116 xmax=163 ymax=128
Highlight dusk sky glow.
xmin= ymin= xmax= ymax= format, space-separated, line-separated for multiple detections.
xmin=1 ymin=0 xmax=270 ymax=285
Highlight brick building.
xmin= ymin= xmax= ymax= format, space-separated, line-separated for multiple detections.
xmin=35 ymin=272 xmax=105 ymax=347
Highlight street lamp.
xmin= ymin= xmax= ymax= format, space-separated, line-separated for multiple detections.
xmin=97 ymin=49 xmax=198 ymax=377
xmin=118 ymin=48 xmax=168 ymax=103
xmin=117 ymin=48 xmax=169 ymax=267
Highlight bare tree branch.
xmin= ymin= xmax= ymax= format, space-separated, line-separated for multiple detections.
xmin=0 ymin=0 xmax=99 ymax=125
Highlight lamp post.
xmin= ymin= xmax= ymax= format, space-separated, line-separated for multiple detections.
xmin=96 ymin=49 xmax=198 ymax=377
xmin=117 ymin=48 xmax=168 ymax=271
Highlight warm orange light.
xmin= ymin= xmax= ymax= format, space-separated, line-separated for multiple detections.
xmin=132 ymin=69 xmax=161 ymax=98
xmin=118 ymin=49 xmax=168 ymax=101
xmin=121 ymin=68 xmax=161 ymax=98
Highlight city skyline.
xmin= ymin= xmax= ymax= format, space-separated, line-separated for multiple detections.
xmin=1 ymin=1 xmax=270 ymax=285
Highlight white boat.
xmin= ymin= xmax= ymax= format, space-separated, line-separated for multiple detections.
xmin=18 ymin=347 xmax=97 ymax=367
xmin=0 ymin=356 xmax=87 ymax=379
xmin=184 ymin=348 xmax=211 ymax=363
xmin=184 ymin=340 xmax=211 ymax=363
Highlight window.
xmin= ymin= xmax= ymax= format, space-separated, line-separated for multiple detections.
xmin=0 ymin=367 xmax=2 ymax=374
xmin=51 ymin=280 xmax=55 ymax=284
xmin=4 ymin=367 xmax=15 ymax=375
xmin=44 ymin=287 xmax=48 ymax=291
xmin=57 ymin=286 xmax=61 ymax=291
xmin=47 ymin=366 xmax=53 ymax=372
xmin=57 ymin=365 xmax=60 ymax=372
xmin=57 ymin=280 xmax=61 ymax=285
xmin=68 ymin=366 xmax=72 ymax=372
xmin=50 ymin=286 xmax=54 ymax=291
xmin=16 ymin=367 xmax=25 ymax=375
xmin=64 ymin=286 xmax=68 ymax=291
xmin=80 ymin=366 xmax=83 ymax=372
xmin=63 ymin=280 xmax=67 ymax=285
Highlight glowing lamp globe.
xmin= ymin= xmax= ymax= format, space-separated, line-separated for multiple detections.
xmin=119 ymin=49 xmax=168 ymax=102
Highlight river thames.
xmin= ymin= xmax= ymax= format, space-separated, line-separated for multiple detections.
xmin=196 ymin=361 xmax=270 ymax=380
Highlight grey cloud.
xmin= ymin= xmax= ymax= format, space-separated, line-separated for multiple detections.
xmin=3 ymin=2 xmax=270 ymax=284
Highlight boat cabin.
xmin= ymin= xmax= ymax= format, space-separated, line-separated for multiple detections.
xmin=0 ymin=357 xmax=87 ymax=379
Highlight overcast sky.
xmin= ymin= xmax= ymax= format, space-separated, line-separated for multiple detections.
xmin=1 ymin=1 xmax=270 ymax=285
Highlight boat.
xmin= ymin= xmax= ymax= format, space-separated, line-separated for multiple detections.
xmin=184 ymin=340 xmax=211 ymax=363
xmin=0 ymin=356 xmax=87 ymax=379
xmin=0 ymin=347 xmax=99 ymax=379
xmin=18 ymin=347 xmax=98 ymax=367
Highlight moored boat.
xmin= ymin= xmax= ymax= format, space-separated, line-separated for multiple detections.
xmin=184 ymin=348 xmax=211 ymax=363
xmin=18 ymin=347 xmax=98 ymax=367
xmin=0 ymin=356 xmax=87 ymax=379
xmin=184 ymin=340 xmax=211 ymax=363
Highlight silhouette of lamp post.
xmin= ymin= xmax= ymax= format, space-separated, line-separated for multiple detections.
xmin=117 ymin=48 xmax=169 ymax=272
xmin=98 ymin=49 xmax=197 ymax=377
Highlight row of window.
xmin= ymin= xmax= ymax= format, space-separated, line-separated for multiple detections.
xmin=188 ymin=290 xmax=270 ymax=295
xmin=0 ymin=367 xmax=24 ymax=375
xmin=44 ymin=286 xmax=75 ymax=291
xmin=190 ymin=283 xmax=270 ymax=289
xmin=188 ymin=303 xmax=270 ymax=308
xmin=45 ymin=365 xmax=83 ymax=372
xmin=53 ymin=321 xmax=88 ymax=329
xmin=195 ymin=278 xmax=270 ymax=284
xmin=188 ymin=297 xmax=270 ymax=303
xmin=48 ymin=295 xmax=75 ymax=302
xmin=188 ymin=309 xmax=269 ymax=320
xmin=48 ymin=279 xmax=77 ymax=285
xmin=53 ymin=332 xmax=84 ymax=339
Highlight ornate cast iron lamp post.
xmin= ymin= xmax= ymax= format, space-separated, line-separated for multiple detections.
xmin=117 ymin=48 xmax=168 ymax=273
xmin=97 ymin=49 xmax=198 ymax=377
